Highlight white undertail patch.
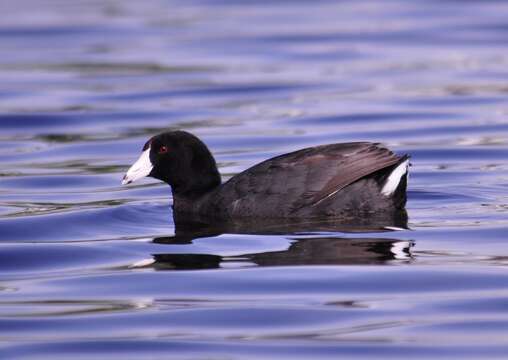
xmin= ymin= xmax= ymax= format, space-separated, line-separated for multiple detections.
xmin=381 ymin=159 xmax=409 ymax=196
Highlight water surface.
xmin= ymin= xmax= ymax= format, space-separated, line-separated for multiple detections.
xmin=1 ymin=0 xmax=508 ymax=359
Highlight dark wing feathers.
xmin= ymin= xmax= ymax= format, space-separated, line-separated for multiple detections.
xmin=220 ymin=142 xmax=402 ymax=217
xmin=302 ymin=144 xmax=399 ymax=210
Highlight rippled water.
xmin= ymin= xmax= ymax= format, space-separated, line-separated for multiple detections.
xmin=1 ymin=0 xmax=508 ymax=359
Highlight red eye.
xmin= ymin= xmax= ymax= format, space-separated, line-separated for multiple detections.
xmin=158 ymin=146 xmax=168 ymax=154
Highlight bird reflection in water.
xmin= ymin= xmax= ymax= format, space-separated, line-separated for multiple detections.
xmin=148 ymin=212 xmax=413 ymax=270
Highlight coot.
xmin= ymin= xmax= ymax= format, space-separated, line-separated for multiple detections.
xmin=122 ymin=131 xmax=409 ymax=220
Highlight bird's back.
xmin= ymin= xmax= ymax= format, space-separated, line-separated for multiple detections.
xmin=194 ymin=142 xmax=409 ymax=219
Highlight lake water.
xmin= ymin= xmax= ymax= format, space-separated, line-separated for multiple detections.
xmin=1 ymin=0 xmax=508 ymax=359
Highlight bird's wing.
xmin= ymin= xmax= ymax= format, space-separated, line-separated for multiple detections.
xmin=219 ymin=142 xmax=402 ymax=216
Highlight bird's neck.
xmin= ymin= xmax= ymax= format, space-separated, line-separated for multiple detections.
xmin=168 ymin=161 xmax=221 ymax=199
xmin=171 ymin=174 xmax=220 ymax=198
xmin=172 ymin=183 xmax=218 ymax=217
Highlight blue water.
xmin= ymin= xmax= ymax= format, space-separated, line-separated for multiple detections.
xmin=1 ymin=0 xmax=508 ymax=359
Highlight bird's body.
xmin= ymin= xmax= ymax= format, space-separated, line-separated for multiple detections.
xmin=123 ymin=131 xmax=409 ymax=222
